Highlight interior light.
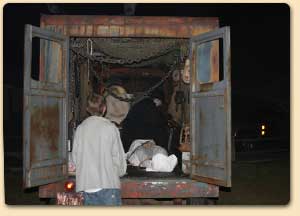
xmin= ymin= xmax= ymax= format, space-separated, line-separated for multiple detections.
xmin=261 ymin=125 xmax=266 ymax=130
xmin=261 ymin=131 xmax=265 ymax=136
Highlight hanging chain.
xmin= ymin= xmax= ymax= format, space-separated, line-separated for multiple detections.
xmin=90 ymin=38 xmax=179 ymax=65
xmin=70 ymin=38 xmax=189 ymax=105
xmin=102 ymin=54 xmax=185 ymax=105
xmin=69 ymin=52 xmax=76 ymax=114
xmin=71 ymin=38 xmax=187 ymax=66
xmin=70 ymin=47 xmax=186 ymax=104
xmin=131 ymin=60 xmax=180 ymax=105
xmin=86 ymin=38 xmax=93 ymax=55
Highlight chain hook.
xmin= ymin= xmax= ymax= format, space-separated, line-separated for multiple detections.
xmin=86 ymin=38 xmax=93 ymax=56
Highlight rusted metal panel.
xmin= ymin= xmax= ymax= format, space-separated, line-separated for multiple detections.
xmin=23 ymin=25 xmax=69 ymax=188
xmin=39 ymin=180 xmax=68 ymax=198
xmin=96 ymin=25 xmax=109 ymax=36
xmin=30 ymin=96 xmax=61 ymax=164
xmin=195 ymin=40 xmax=219 ymax=84
xmin=40 ymin=40 xmax=63 ymax=84
xmin=39 ymin=181 xmax=64 ymax=198
xmin=40 ymin=15 xmax=219 ymax=38
xmin=41 ymin=15 xmax=218 ymax=26
xmin=39 ymin=177 xmax=219 ymax=199
xmin=121 ymin=177 xmax=219 ymax=198
xmin=190 ymin=27 xmax=231 ymax=187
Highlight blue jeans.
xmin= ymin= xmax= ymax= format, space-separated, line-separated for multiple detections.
xmin=83 ymin=189 xmax=122 ymax=206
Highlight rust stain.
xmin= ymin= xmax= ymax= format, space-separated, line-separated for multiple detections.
xmin=125 ymin=16 xmax=144 ymax=25
xmin=30 ymin=102 xmax=60 ymax=164
xmin=86 ymin=25 xmax=93 ymax=36
xmin=211 ymin=40 xmax=220 ymax=82
xmin=176 ymin=25 xmax=190 ymax=38
xmin=96 ymin=25 xmax=109 ymax=36
xmin=124 ymin=25 xmax=135 ymax=36
xmin=68 ymin=25 xmax=80 ymax=35
xmin=41 ymin=15 xmax=219 ymax=26
xmin=109 ymin=16 xmax=125 ymax=25
xmin=191 ymin=26 xmax=212 ymax=36
xmin=144 ymin=26 xmax=160 ymax=36
xmin=41 ymin=15 xmax=219 ymax=38
xmin=159 ymin=26 xmax=177 ymax=37
xmin=109 ymin=25 xmax=120 ymax=37
xmin=191 ymin=174 xmax=224 ymax=188
xmin=134 ymin=26 xmax=144 ymax=35
xmin=40 ymin=44 xmax=45 ymax=81
xmin=121 ymin=179 xmax=218 ymax=198
xmin=79 ymin=25 xmax=86 ymax=35
xmin=200 ymin=83 xmax=214 ymax=91
xmin=40 ymin=178 xmax=219 ymax=198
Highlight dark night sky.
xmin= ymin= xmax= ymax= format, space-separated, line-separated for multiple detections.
xmin=3 ymin=3 xmax=290 ymax=139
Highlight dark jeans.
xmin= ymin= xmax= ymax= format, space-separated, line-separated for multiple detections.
xmin=83 ymin=189 xmax=122 ymax=206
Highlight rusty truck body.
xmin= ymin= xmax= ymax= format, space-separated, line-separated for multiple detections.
xmin=23 ymin=15 xmax=231 ymax=204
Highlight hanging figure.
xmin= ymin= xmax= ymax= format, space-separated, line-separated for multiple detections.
xmin=121 ymin=89 xmax=169 ymax=152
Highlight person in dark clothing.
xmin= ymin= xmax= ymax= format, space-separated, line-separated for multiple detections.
xmin=121 ymin=91 xmax=169 ymax=152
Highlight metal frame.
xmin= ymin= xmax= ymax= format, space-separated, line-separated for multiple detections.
xmin=31 ymin=17 xmax=229 ymax=196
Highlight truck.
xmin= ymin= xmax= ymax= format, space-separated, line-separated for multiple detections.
xmin=23 ymin=15 xmax=231 ymax=205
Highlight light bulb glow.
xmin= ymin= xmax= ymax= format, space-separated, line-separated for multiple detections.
xmin=64 ymin=181 xmax=75 ymax=191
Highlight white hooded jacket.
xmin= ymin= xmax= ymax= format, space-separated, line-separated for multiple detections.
xmin=71 ymin=116 xmax=127 ymax=192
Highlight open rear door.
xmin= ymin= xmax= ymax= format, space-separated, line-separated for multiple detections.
xmin=190 ymin=27 xmax=231 ymax=187
xmin=23 ymin=25 xmax=69 ymax=188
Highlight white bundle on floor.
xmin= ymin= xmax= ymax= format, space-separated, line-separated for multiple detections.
xmin=126 ymin=139 xmax=168 ymax=168
xmin=126 ymin=139 xmax=177 ymax=172
xmin=146 ymin=154 xmax=178 ymax=172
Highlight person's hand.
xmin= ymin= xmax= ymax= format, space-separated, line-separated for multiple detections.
xmin=178 ymin=143 xmax=191 ymax=152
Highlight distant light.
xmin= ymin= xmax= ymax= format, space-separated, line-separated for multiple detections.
xmin=261 ymin=131 xmax=266 ymax=136
xmin=261 ymin=125 xmax=266 ymax=130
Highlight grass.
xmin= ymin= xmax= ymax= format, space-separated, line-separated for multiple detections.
xmin=218 ymin=158 xmax=290 ymax=205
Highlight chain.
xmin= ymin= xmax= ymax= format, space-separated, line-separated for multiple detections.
xmin=69 ymin=52 xmax=76 ymax=114
xmin=86 ymin=39 xmax=93 ymax=55
xmin=70 ymin=39 xmax=188 ymax=106
xmin=70 ymin=47 xmax=185 ymax=105
xmin=101 ymin=58 xmax=180 ymax=104
xmin=70 ymin=38 xmax=187 ymax=66
xmin=91 ymin=38 xmax=180 ymax=65
xmin=68 ymin=52 xmax=79 ymax=133
xmin=71 ymin=46 xmax=175 ymax=66
xmin=130 ymin=59 xmax=181 ymax=106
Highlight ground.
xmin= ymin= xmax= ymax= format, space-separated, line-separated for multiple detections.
xmin=4 ymin=150 xmax=290 ymax=205
xmin=218 ymin=154 xmax=290 ymax=205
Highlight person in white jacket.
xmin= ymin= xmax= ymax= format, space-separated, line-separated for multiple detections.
xmin=71 ymin=93 xmax=127 ymax=205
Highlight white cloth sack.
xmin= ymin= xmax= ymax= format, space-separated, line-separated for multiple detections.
xmin=146 ymin=153 xmax=178 ymax=172
xmin=126 ymin=139 xmax=178 ymax=172
xmin=126 ymin=139 xmax=168 ymax=168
